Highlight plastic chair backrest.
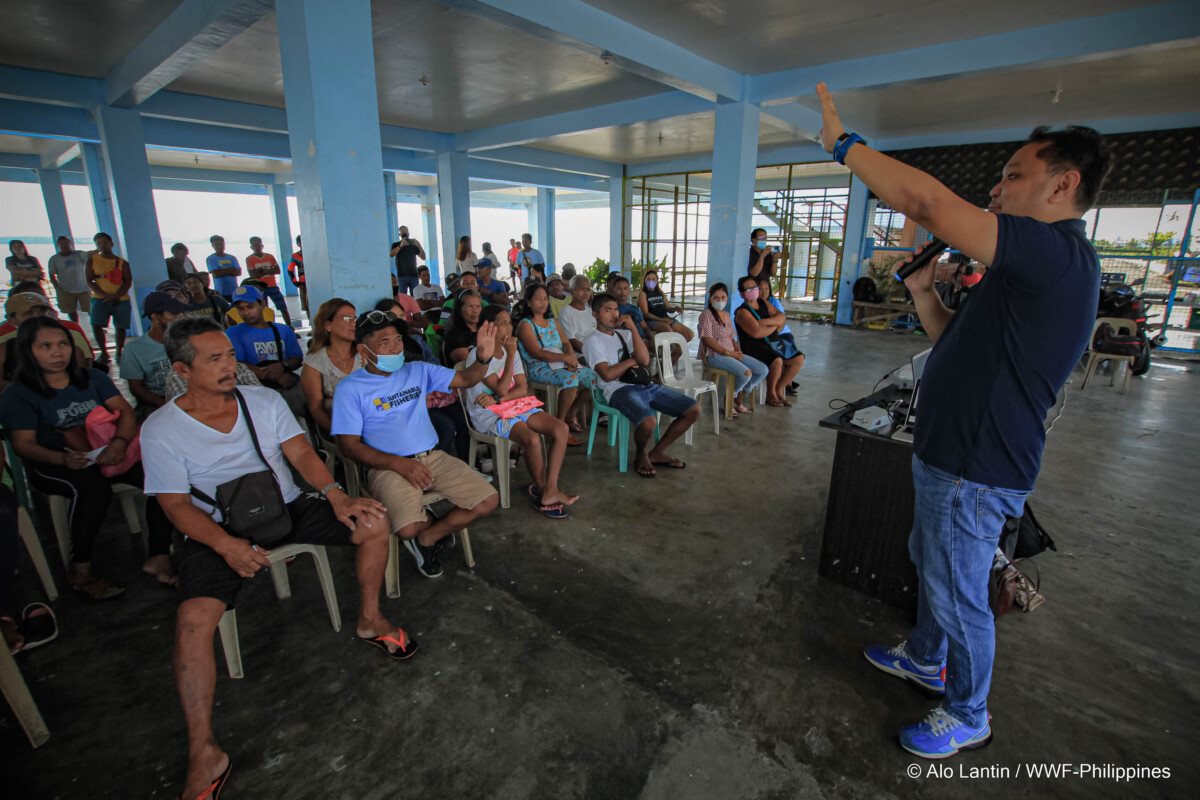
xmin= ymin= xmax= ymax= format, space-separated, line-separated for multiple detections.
xmin=654 ymin=331 xmax=689 ymax=387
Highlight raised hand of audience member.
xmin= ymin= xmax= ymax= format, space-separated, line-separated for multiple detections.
xmin=330 ymin=492 xmax=388 ymax=533
xmin=475 ymin=320 xmax=497 ymax=362
xmin=394 ymin=457 xmax=434 ymax=491
xmin=218 ymin=537 xmax=272 ymax=578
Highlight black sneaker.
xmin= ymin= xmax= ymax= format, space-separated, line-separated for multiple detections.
xmin=403 ymin=538 xmax=444 ymax=578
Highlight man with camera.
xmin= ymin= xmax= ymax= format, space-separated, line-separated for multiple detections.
xmin=814 ymin=82 xmax=1112 ymax=759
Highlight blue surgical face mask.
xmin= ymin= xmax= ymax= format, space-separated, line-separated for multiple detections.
xmin=755 ymin=239 xmax=767 ymax=249
xmin=366 ymin=346 xmax=406 ymax=373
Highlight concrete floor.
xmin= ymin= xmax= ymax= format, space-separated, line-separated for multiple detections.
xmin=3 ymin=322 xmax=1197 ymax=800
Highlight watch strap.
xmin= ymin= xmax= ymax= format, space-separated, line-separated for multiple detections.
xmin=833 ymin=132 xmax=866 ymax=165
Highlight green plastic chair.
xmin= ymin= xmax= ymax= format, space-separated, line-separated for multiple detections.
xmin=586 ymin=384 xmax=658 ymax=472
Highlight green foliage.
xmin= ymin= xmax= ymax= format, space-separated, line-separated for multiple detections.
xmin=583 ymin=257 xmax=609 ymax=286
xmin=1094 ymin=230 xmax=1183 ymax=257
xmin=629 ymin=256 xmax=668 ymax=289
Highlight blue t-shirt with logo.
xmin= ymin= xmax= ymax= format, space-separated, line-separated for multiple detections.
xmin=0 ymin=368 xmax=119 ymax=451
xmin=226 ymin=322 xmax=303 ymax=365
xmin=206 ymin=253 xmax=242 ymax=296
xmin=914 ymin=215 xmax=1099 ymax=491
xmin=330 ymin=362 xmax=454 ymax=457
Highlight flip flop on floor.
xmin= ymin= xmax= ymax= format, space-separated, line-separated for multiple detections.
xmin=636 ymin=465 xmax=656 ymax=478
xmin=20 ymin=603 xmax=57 ymax=652
xmin=358 ymin=630 xmax=419 ymax=661
xmin=521 ymin=482 xmax=543 ymax=505
xmin=651 ymin=458 xmax=686 ymax=469
xmin=535 ymin=503 xmax=568 ymax=519
xmin=178 ymin=759 xmax=232 ymax=800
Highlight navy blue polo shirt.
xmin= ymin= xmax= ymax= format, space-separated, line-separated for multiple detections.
xmin=914 ymin=214 xmax=1099 ymax=491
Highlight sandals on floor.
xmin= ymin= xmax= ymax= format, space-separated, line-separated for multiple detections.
xmin=178 ymin=759 xmax=233 ymax=800
xmin=651 ymin=458 xmax=686 ymax=470
xmin=20 ymin=603 xmax=58 ymax=652
xmin=358 ymin=630 xmax=418 ymax=661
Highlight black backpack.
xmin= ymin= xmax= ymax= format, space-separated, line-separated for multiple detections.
xmin=852 ymin=277 xmax=880 ymax=303
xmin=1000 ymin=501 xmax=1057 ymax=560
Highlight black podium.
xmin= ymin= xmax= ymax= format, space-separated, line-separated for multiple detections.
xmin=818 ymin=387 xmax=919 ymax=614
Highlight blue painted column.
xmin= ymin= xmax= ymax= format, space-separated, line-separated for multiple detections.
xmin=37 ymin=169 xmax=73 ymax=243
xmin=834 ymin=176 xmax=871 ymax=326
xmin=421 ymin=185 xmax=440 ymax=281
xmin=608 ymin=177 xmax=626 ymax=274
xmin=80 ymin=142 xmax=118 ymax=245
xmin=435 ymin=151 xmax=471 ymax=271
xmin=268 ymin=182 xmax=297 ymax=296
xmin=94 ymin=105 xmax=168 ymax=334
xmin=706 ymin=99 xmax=760 ymax=290
xmin=276 ymin=0 xmax=391 ymax=313
xmin=383 ymin=172 xmax=400 ymax=253
xmin=535 ymin=187 xmax=556 ymax=273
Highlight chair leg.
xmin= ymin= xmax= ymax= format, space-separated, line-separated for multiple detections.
xmin=468 ymin=438 xmax=478 ymax=470
xmin=17 ymin=508 xmax=58 ymax=602
xmin=587 ymin=402 xmax=600 ymax=455
xmin=1122 ymin=359 xmax=1132 ymax=394
xmin=217 ymin=610 xmax=244 ymax=679
xmin=460 ymin=529 xmax=475 ymax=568
xmin=47 ymin=496 xmax=71 ymax=573
xmin=0 ymin=643 xmax=50 ymax=747
xmin=710 ymin=389 xmax=720 ymax=435
xmin=1080 ymin=354 xmax=1099 ymax=389
xmin=618 ymin=417 xmax=629 ymax=473
xmin=269 ymin=559 xmax=292 ymax=600
xmin=385 ymin=537 xmax=401 ymax=599
xmin=117 ymin=491 xmax=141 ymax=534
xmin=1109 ymin=359 xmax=1117 ymax=386
xmin=309 ymin=546 xmax=342 ymax=633
xmin=495 ymin=439 xmax=511 ymax=509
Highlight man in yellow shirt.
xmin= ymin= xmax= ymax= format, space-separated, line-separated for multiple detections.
xmin=85 ymin=232 xmax=133 ymax=365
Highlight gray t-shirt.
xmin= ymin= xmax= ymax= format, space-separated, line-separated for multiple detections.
xmin=302 ymin=346 xmax=362 ymax=410
xmin=47 ymin=251 xmax=90 ymax=294
xmin=119 ymin=334 xmax=172 ymax=400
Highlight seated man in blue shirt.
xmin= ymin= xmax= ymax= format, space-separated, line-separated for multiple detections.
xmin=608 ymin=275 xmax=652 ymax=341
xmin=815 ymin=84 xmax=1114 ymax=760
xmin=332 ymin=311 xmax=500 ymax=579
xmin=226 ymin=285 xmax=303 ymax=401
xmin=474 ymin=259 xmax=510 ymax=308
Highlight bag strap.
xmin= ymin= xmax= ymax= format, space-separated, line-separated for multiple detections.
xmin=187 ymin=388 xmax=280 ymax=511
xmin=269 ymin=323 xmax=285 ymax=363
xmin=617 ymin=330 xmax=637 ymax=365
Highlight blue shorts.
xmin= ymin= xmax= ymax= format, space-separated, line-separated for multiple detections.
xmin=262 ymin=284 xmax=288 ymax=311
xmin=608 ymin=383 xmax=697 ymax=424
xmin=487 ymin=408 xmax=542 ymax=438
xmin=89 ymin=298 xmax=131 ymax=329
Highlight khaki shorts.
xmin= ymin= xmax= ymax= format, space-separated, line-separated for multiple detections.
xmin=57 ymin=290 xmax=92 ymax=315
xmin=367 ymin=450 xmax=497 ymax=534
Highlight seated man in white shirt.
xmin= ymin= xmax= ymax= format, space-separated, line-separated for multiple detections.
xmin=141 ymin=316 xmax=408 ymax=800
xmin=559 ymin=275 xmax=597 ymax=353
xmin=414 ymin=266 xmax=445 ymax=311
xmin=582 ymin=293 xmax=699 ymax=478
xmin=333 ymin=310 xmax=500 ymax=579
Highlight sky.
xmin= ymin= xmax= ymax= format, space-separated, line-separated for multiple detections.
xmin=0 ymin=181 xmax=609 ymax=289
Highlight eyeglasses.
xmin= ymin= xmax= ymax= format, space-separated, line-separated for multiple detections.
xmin=333 ymin=314 xmax=356 ymax=323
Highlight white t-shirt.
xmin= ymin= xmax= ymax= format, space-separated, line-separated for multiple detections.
xmin=456 ymin=253 xmax=479 ymax=274
xmin=462 ymin=347 xmax=525 ymax=430
xmin=141 ymin=387 xmax=303 ymax=523
xmin=559 ymin=303 xmax=597 ymax=344
xmin=582 ymin=328 xmax=636 ymax=402
xmin=416 ymin=283 xmax=445 ymax=304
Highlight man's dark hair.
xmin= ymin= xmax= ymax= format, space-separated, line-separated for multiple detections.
xmin=13 ymin=317 xmax=89 ymax=397
xmin=480 ymin=303 xmax=508 ymax=325
xmin=610 ymin=275 xmax=630 ymax=289
xmin=93 ymin=232 xmax=112 ymax=243
xmin=591 ymin=292 xmax=617 ymax=313
xmin=417 ymin=265 xmax=430 ymax=275
xmin=165 ymin=315 xmax=224 ymax=366
xmin=1027 ymin=125 xmax=1113 ymax=211
xmin=751 ymin=228 xmax=767 ymax=240
xmin=9 ymin=281 xmax=46 ymax=298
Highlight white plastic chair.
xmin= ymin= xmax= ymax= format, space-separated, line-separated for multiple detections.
xmin=526 ymin=380 xmax=560 ymax=417
xmin=458 ymin=389 xmax=513 ymax=509
xmin=17 ymin=507 xmax=58 ymax=601
xmin=654 ymin=332 xmax=718 ymax=445
xmin=47 ymin=482 xmax=142 ymax=571
xmin=216 ymin=542 xmax=341 ymax=679
xmin=1080 ymin=317 xmax=1138 ymax=393
xmin=0 ymin=643 xmax=49 ymax=747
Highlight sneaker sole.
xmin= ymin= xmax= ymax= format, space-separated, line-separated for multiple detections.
xmin=863 ymin=650 xmax=946 ymax=697
xmin=900 ymin=728 xmax=992 ymax=759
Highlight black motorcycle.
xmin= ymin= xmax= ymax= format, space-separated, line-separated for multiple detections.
xmin=1096 ymin=280 xmax=1159 ymax=376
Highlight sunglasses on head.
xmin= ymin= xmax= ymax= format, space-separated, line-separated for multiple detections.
xmin=357 ymin=309 xmax=397 ymax=326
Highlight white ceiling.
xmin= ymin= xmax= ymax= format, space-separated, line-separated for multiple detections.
xmin=0 ymin=0 xmax=1194 ymax=167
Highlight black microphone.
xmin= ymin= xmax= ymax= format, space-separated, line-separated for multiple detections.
xmin=894 ymin=239 xmax=950 ymax=281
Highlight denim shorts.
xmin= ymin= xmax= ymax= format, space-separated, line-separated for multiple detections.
xmin=89 ymin=298 xmax=131 ymax=328
xmin=608 ymin=382 xmax=697 ymax=424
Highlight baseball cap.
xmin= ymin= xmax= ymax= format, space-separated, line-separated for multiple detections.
xmin=5 ymin=292 xmax=52 ymax=316
xmin=232 ymin=284 xmax=263 ymax=304
xmin=156 ymin=279 xmax=186 ymax=294
xmin=477 ymin=258 xmax=494 ymax=269
xmin=142 ymin=291 xmax=192 ymax=317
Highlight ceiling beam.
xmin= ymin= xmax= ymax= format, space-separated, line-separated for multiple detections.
xmin=874 ymin=112 xmax=1200 ymax=152
xmin=39 ymin=140 xmax=82 ymax=169
xmin=435 ymin=0 xmax=743 ymax=102
xmin=0 ymin=65 xmax=102 ymax=106
xmin=105 ymin=0 xmax=275 ymax=107
xmin=750 ymin=0 xmax=1200 ymax=104
xmin=759 ymin=103 xmax=825 ymax=142
xmin=455 ymin=91 xmax=712 ymax=152
xmin=470 ymin=146 xmax=620 ymax=178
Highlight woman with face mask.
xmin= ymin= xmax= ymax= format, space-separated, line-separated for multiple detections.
xmin=636 ymin=269 xmax=693 ymax=342
xmin=734 ymin=276 xmax=805 ymax=407
xmin=697 ymin=283 xmax=769 ymax=416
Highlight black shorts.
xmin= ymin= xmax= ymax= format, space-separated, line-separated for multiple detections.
xmin=179 ymin=493 xmax=353 ymax=608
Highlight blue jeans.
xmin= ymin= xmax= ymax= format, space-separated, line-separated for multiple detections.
xmin=262 ymin=285 xmax=290 ymax=319
xmin=704 ymin=353 xmax=769 ymax=394
xmin=608 ymin=382 xmax=697 ymax=425
xmin=396 ymin=275 xmax=419 ymax=296
xmin=906 ymin=454 xmax=1028 ymax=727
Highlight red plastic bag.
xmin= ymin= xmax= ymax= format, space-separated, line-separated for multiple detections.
xmin=85 ymin=405 xmax=142 ymax=477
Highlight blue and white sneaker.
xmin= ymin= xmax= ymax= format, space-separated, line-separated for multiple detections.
xmin=863 ymin=641 xmax=946 ymax=695
xmin=900 ymin=707 xmax=992 ymax=759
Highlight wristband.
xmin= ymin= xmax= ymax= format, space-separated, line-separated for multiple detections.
xmin=832 ymin=132 xmax=866 ymax=165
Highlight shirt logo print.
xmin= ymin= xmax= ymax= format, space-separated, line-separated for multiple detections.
xmin=372 ymin=386 xmax=421 ymax=411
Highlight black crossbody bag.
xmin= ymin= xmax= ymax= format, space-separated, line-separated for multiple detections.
xmin=189 ymin=389 xmax=292 ymax=546
xmin=617 ymin=331 xmax=653 ymax=385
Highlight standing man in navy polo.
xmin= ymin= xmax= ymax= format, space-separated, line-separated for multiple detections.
xmin=814 ymin=83 xmax=1113 ymax=759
